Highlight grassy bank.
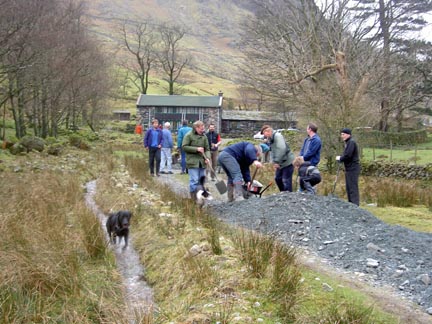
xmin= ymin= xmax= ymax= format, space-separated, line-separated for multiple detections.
xmin=92 ymin=151 xmax=400 ymax=323
xmin=1 ymin=131 xmax=430 ymax=323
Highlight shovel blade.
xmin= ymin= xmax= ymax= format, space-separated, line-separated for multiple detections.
xmin=215 ymin=180 xmax=227 ymax=194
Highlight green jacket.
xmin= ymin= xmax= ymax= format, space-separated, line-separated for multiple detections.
xmin=182 ymin=129 xmax=211 ymax=169
xmin=269 ymin=131 xmax=294 ymax=168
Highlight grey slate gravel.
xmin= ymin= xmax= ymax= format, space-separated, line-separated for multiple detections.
xmin=206 ymin=192 xmax=432 ymax=314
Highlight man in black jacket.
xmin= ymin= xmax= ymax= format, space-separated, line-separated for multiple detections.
xmin=337 ymin=128 xmax=360 ymax=206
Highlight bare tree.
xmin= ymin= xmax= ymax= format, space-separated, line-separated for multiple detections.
xmin=158 ymin=23 xmax=190 ymax=95
xmin=1 ymin=0 xmax=112 ymax=138
xmin=120 ymin=19 xmax=158 ymax=95
xmin=350 ymin=0 xmax=432 ymax=131
xmin=239 ymin=0 xmax=376 ymax=167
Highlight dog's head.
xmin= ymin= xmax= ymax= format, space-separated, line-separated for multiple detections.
xmin=117 ymin=210 xmax=132 ymax=229
xmin=196 ymin=176 xmax=213 ymax=206
xmin=196 ymin=188 xmax=213 ymax=206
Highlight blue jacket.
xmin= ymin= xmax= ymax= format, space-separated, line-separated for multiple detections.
xmin=222 ymin=142 xmax=257 ymax=183
xmin=177 ymin=125 xmax=192 ymax=148
xmin=300 ymin=134 xmax=321 ymax=166
xmin=143 ymin=127 xmax=163 ymax=148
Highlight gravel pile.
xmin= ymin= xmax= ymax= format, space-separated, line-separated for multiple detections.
xmin=206 ymin=192 xmax=432 ymax=315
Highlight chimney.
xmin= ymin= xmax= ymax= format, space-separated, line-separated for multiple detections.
xmin=218 ymin=90 xmax=223 ymax=97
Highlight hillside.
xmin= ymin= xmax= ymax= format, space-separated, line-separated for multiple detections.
xmin=85 ymin=0 xmax=255 ymax=99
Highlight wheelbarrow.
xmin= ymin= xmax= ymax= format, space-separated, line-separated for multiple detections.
xmin=245 ymin=180 xmax=273 ymax=198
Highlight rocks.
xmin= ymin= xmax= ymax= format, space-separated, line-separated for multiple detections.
xmin=207 ymin=192 xmax=432 ymax=314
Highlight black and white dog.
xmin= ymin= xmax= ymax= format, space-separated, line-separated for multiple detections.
xmin=106 ymin=210 xmax=132 ymax=248
xmin=196 ymin=176 xmax=213 ymax=207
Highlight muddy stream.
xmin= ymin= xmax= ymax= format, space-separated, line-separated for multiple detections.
xmin=85 ymin=180 xmax=154 ymax=322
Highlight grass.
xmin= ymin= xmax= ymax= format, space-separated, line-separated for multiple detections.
xmin=363 ymin=205 xmax=432 ymax=233
xmin=1 ymin=129 xmax=429 ymax=323
xmin=360 ymin=135 xmax=432 ymax=165
xmin=112 ymin=153 xmax=400 ymax=323
xmin=0 ymin=170 xmax=125 ymax=323
xmin=361 ymin=146 xmax=432 ymax=164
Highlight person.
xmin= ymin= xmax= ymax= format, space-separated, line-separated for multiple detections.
xmin=182 ymin=120 xmax=211 ymax=200
xmin=143 ymin=119 xmax=163 ymax=177
xmin=134 ymin=123 xmax=143 ymax=135
xmin=299 ymin=122 xmax=321 ymax=166
xmin=260 ymin=143 xmax=270 ymax=163
xmin=205 ymin=123 xmax=222 ymax=181
xmin=177 ymin=120 xmax=192 ymax=174
xmin=292 ymin=156 xmax=321 ymax=194
xmin=260 ymin=125 xmax=295 ymax=192
xmin=218 ymin=142 xmax=263 ymax=202
xmin=337 ymin=128 xmax=361 ymax=206
xmin=159 ymin=122 xmax=174 ymax=174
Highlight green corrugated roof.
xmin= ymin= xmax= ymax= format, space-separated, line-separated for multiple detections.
xmin=136 ymin=94 xmax=222 ymax=107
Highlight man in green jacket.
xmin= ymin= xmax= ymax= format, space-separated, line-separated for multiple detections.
xmin=182 ymin=120 xmax=211 ymax=200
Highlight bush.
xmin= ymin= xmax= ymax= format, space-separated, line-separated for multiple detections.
xmin=20 ymin=136 xmax=45 ymax=152
xmin=68 ymin=134 xmax=90 ymax=150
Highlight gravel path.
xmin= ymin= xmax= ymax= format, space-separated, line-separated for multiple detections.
xmin=159 ymin=170 xmax=432 ymax=321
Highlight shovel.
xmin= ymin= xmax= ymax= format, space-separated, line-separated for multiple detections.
xmin=202 ymin=153 xmax=227 ymax=194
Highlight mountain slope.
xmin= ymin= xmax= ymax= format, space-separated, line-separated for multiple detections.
xmin=85 ymin=0 xmax=254 ymax=98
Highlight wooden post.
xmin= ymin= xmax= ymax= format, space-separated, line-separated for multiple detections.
xmin=390 ymin=139 xmax=392 ymax=162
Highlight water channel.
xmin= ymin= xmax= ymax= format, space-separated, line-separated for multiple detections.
xmin=85 ymin=180 xmax=154 ymax=322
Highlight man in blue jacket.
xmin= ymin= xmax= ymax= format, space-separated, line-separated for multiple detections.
xmin=144 ymin=119 xmax=163 ymax=177
xmin=299 ymin=122 xmax=322 ymax=166
xmin=177 ymin=120 xmax=192 ymax=174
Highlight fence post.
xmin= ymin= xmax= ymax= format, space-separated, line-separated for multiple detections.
xmin=390 ymin=139 xmax=393 ymax=162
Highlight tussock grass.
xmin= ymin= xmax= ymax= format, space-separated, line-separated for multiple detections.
xmin=232 ymin=229 xmax=274 ymax=278
xmin=299 ymin=297 xmax=375 ymax=324
xmin=362 ymin=177 xmax=430 ymax=208
xmin=0 ymin=171 xmax=125 ymax=323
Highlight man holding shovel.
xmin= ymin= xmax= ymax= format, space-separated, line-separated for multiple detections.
xmin=217 ymin=142 xmax=263 ymax=202
xmin=182 ymin=120 xmax=211 ymax=201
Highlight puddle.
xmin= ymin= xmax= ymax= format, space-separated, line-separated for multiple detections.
xmin=85 ymin=180 xmax=154 ymax=322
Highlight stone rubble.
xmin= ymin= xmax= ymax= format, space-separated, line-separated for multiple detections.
xmin=206 ymin=192 xmax=432 ymax=315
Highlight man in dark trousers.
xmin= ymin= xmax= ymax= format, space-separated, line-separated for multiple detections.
xmin=177 ymin=120 xmax=192 ymax=174
xmin=205 ymin=123 xmax=222 ymax=181
xmin=337 ymin=128 xmax=360 ymax=206
xmin=144 ymin=119 xmax=163 ymax=177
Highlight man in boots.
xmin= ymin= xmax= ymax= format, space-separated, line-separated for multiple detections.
xmin=182 ymin=120 xmax=211 ymax=201
xmin=217 ymin=141 xmax=263 ymax=202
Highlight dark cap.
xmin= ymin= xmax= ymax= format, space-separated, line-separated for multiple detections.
xmin=341 ymin=128 xmax=352 ymax=135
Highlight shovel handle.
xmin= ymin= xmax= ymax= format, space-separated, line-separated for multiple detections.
xmin=248 ymin=167 xmax=259 ymax=190
xmin=201 ymin=152 xmax=220 ymax=182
